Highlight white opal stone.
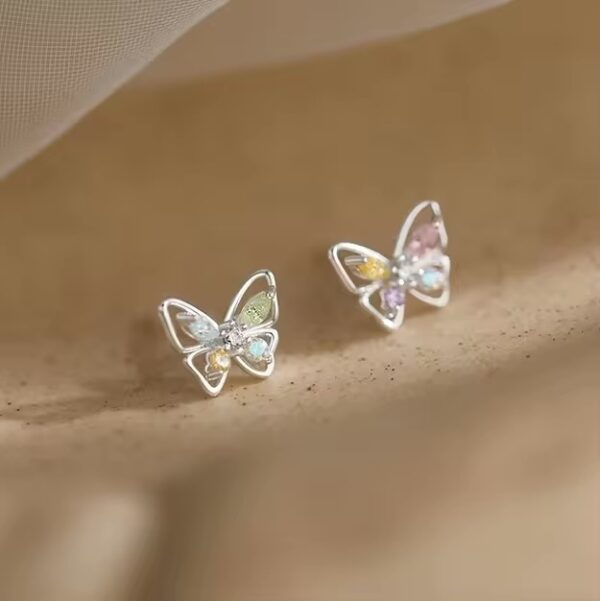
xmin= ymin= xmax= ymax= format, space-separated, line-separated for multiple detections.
xmin=245 ymin=337 xmax=269 ymax=362
xmin=419 ymin=267 xmax=445 ymax=291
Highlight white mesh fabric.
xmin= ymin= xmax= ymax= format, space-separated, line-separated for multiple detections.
xmin=0 ymin=0 xmax=227 ymax=177
xmin=0 ymin=0 xmax=511 ymax=178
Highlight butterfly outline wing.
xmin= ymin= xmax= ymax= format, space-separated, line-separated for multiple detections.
xmin=393 ymin=200 xmax=448 ymax=258
xmin=158 ymin=298 xmax=219 ymax=354
xmin=329 ymin=242 xmax=407 ymax=330
xmin=328 ymin=242 xmax=389 ymax=296
xmin=224 ymin=269 xmax=279 ymax=329
xmin=158 ymin=298 xmax=229 ymax=396
xmin=183 ymin=348 xmax=229 ymax=397
xmin=226 ymin=270 xmax=279 ymax=378
xmin=394 ymin=200 xmax=451 ymax=308
xmin=234 ymin=328 xmax=279 ymax=378
xmin=409 ymin=254 xmax=451 ymax=307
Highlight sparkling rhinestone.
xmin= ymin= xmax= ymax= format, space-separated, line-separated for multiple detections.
xmin=237 ymin=291 xmax=273 ymax=327
xmin=177 ymin=312 xmax=219 ymax=344
xmin=222 ymin=323 xmax=245 ymax=348
xmin=392 ymin=260 xmax=413 ymax=283
xmin=353 ymin=257 xmax=390 ymax=281
xmin=245 ymin=337 xmax=269 ymax=362
xmin=406 ymin=223 xmax=440 ymax=258
xmin=207 ymin=349 xmax=231 ymax=372
xmin=419 ymin=267 xmax=446 ymax=291
xmin=380 ymin=286 xmax=405 ymax=311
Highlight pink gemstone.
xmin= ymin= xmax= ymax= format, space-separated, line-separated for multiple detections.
xmin=406 ymin=223 xmax=440 ymax=257
xmin=380 ymin=286 xmax=405 ymax=311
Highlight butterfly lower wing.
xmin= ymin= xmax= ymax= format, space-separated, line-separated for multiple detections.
xmin=359 ymin=286 xmax=406 ymax=331
xmin=225 ymin=270 xmax=279 ymax=329
xmin=184 ymin=348 xmax=229 ymax=397
xmin=234 ymin=328 xmax=279 ymax=379
xmin=328 ymin=242 xmax=391 ymax=295
xmin=409 ymin=254 xmax=451 ymax=308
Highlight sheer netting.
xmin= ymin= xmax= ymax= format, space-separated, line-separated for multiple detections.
xmin=0 ymin=0 xmax=509 ymax=178
xmin=0 ymin=0 xmax=227 ymax=177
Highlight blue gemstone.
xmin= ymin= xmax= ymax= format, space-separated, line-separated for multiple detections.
xmin=177 ymin=312 xmax=219 ymax=343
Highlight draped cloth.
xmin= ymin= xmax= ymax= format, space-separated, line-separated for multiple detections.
xmin=0 ymin=0 xmax=509 ymax=177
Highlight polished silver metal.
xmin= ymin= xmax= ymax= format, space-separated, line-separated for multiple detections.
xmin=329 ymin=201 xmax=450 ymax=331
xmin=158 ymin=270 xmax=279 ymax=397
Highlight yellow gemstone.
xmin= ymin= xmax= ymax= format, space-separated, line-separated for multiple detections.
xmin=353 ymin=258 xmax=389 ymax=281
xmin=207 ymin=349 xmax=231 ymax=372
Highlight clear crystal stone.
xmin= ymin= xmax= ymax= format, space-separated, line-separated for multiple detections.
xmin=222 ymin=322 xmax=245 ymax=349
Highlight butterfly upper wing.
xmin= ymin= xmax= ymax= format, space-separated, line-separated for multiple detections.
xmin=394 ymin=201 xmax=451 ymax=308
xmin=233 ymin=328 xmax=279 ymax=378
xmin=328 ymin=242 xmax=391 ymax=295
xmin=158 ymin=298 xmax=230 ymax=395
xmin=393 ymin=200 xmax=448 ymax=259
xmin=158 ymin=298 xmax=220 ymax=354
xmin=225 ymin=270 xmax=279 ymax=331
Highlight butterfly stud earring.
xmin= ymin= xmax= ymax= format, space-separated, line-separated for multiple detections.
xmin=329 ymin=201 xmax=450 ymax=331
xmin=158 ymin=270 xmax=279 ymax=397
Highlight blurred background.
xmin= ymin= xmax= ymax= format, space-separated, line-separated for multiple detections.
xmin=0 ymin=0 xmax=598 ymax=599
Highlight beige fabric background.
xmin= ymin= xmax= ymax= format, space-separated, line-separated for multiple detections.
xmin=0 ymin=0 xmax=598 ymax=599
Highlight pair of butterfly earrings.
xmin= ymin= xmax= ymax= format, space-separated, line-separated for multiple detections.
xmin=158 ymin=201 xmax=450 ymax=397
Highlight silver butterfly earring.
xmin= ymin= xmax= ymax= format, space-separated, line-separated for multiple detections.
xmin=329 ymin=201 xmax=450 ymax=331
xmin=158 ymin=270 xmax=279 ymax=397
